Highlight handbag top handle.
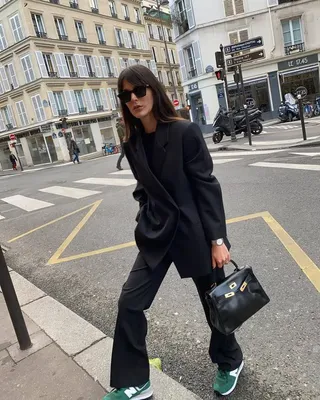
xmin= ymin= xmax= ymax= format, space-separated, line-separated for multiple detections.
xmin=230 ymin=259 xmax=241 ymax=271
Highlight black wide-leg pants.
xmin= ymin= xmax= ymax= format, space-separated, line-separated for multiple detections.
xmin=110 ymin=253 xmax=243 ymax=388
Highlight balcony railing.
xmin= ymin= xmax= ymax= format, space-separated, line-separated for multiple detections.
xmin=159 ymin=35 xmax=164 ymax=41
xmin=111 ymin=13 xmax=118 ymax=18
xmin=70 ymin=71 xmax=78 ymax=78
xmin=131 ymin=44 xmax=136 ymax=49
xmin=124 ymin=16 xmax=130 ymax=21
xmin=6 ymin=123 xmax=13 ymax=130
xmin=168 ymin=36 xmax=173 ymax=42
xmin=108 ymin=72 xmax=114 ymax=78
xmin=79 ymin=107 xmax=87 ymax=114
xmin=96 ymin=105 xmax=104 ymax=111
xmin=70 ymin=1 xmax=78 ymax=8
xmin=78 ymin=37 xmax=87 ymax=43
xmin=188 ymin=69 xmax=197 ymax=79
xmin=88 ymin=71 xmax=96 ymax=78
xmin=136 ymin=19 xmax=142 ymax=24
xmin=59 ymin=34 xmax=68 ymax=41
xmin=36 ymin=31 xmax=47 ymax=38
xmin=118 ymin=42 xmax=125 ymax=47
xmin=99 ymin=39 xmax=106 ymax=45
xmin=48 ymin=71 xmax=58 ymax=78
xmin=285 ymin=42 xmax=305 ymax=56
xmin=50 ymin=0 xmax=59 ymax=3
xmin=58 ymin=109 xmax=68 ymax=116
xmin=91 ymin=7 xmax=99 ymax=13
xmin=149 ymin=33 xmax=154 ymax=39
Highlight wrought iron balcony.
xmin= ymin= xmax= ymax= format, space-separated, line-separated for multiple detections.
xmin=108 ymin=72 xmax=114 ymax=78
xmin=79 ymin=37 xmax=87 ymax=43
xmin=70 ymin=1 xmax=78 ymax=8
xmin=285 ymin=42 xmax=305 ymax=55
xmin=79 ymin=107 xmax=87 ymax=114
xmin=118 ymin=42 xmax=125 ymax=48
xmin=124 ymin=16 xmax=130 ymax=21
xmin=36 ymin=31 xmax=47 ymax=38
xmin=188 ymin=69 xmax=197 ymax=79
xmin=111 ymin=13 xmax=118 ymax=18
xmin=131 ymin=44 xmax=136 ymax=49
xmin=6 ymin=123 xmax=13 ymax=130
xmin=70 ymin=71 xmax=78 ymax=78
xmin=88 ymin=71 xmax=96 ymax=78
xmin=59 ymin=34 xmax=68 ymax=41
xmin=91 ymin=7 xmax=99 ymax=13
xmin=97 ymin=105 xmax=104 ymax=111
xmin=58 ymin=109 xmax=68 ymax=116
xmin=150 ymin=33 xmax=154 ymax=39
xmin=48 ymin=71 xmax=58 ymax=78
xmin=99 ymin=39 xmax=106 ymax=45
xmin=168 ymin=36 xmax=173 ymax=42
xmin=136 ymin=19 xmax=142 ymax=24
xmin=50 ymin=0 xmax=59 ymax=3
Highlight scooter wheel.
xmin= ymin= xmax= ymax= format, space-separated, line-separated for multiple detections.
xmin=212 ymin=131 xmax=223 ymax=144
xmin=251 ymin=122 xmax=263 ymax=135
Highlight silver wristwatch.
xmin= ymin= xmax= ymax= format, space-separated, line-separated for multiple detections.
xmin=212 ymin=238 xmax=224 ymax=246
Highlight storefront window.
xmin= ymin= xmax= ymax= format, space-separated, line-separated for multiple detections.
xmin=280 ymin=70 xmax=319 ymax=103
xmin=229 ymin=80 xmax=271 ymax=113
xmin=27 ymin=135 xmax=50 ymax=165
xmin=73 ymin=125 xmax=96 ymax=155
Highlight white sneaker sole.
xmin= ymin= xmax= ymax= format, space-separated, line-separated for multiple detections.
xmin=219 ymin=360 xmax=244 ymax=396
xmin=133 ymin=386 xmax=153 ymax=399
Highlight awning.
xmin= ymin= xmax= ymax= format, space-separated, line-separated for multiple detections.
xmin=228 ymin=76 xmax=267 ymax=89
xmin=279 ymin=64 xmax=319 ymax=78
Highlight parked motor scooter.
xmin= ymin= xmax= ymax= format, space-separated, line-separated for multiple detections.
xmin=278 ymin=93 xmax=300 ymax=122
xmin=313 ymin=96 xmax=320 ymax=116
xmin=212 ymin=107 xmax=264 ymax=144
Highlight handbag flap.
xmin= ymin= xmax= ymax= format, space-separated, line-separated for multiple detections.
xmin=211 ymin=266 xmax=253 ymax=298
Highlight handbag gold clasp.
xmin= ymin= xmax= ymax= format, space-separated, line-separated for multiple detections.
xmin=225 ymin=292 xmax=235 ymax=298
xmin=240 ymin=282 xmax=247 ymax=292
xmin=229 ymin=282 xmax=237 ymax=290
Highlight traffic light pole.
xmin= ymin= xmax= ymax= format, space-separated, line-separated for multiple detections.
xmin=219 ymin=44 xmax=237 ymax=142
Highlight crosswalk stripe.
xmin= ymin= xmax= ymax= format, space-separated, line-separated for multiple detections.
xmin=213 ymin=158 xmax=242 ymax=164
xmin=110 ymin=170 xmax=133 ymax=175
xmin=1 ymin=195 xmax=54 ymax=212
xmin=290 ymin=152 xmax=320 ymax=157
xmin=210 ymin=149 xmax=286 ymax=157
xmin=39 ymin=186 xmax=101 ymax=199
xmin=75 ymin=178 xmax=136 ymax=186
xmin=0 ymin=215 xmax=5 ymax=220
xmin=250 ymin=162 xmax=320 ymax=171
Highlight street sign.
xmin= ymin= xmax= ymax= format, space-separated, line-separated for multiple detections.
xmin=224 ymin=36 xmax=264 ymax=55
xmin=205 ymin=65 xmax=214 ymax=73
xmin=173 ymin=99 xmax=179 ymax=107
xmin=226 ymin=50 xmax=265 ymax=67
xmin=9 ymin=134 xmax=16 ymax=141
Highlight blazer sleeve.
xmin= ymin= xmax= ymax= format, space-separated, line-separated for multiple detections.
xmin=183 ymin=123 xmax=227 ymax=241
xmin=132 ymin=181 xmax=148 ymax=222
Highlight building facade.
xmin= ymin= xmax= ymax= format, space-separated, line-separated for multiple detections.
xmin=0 ymin=0 xmax=182 ymax=170
xmin=170 ymin=0 xmax=320 ymax=133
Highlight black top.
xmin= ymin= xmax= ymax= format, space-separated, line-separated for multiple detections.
xmin=141 ymin=131 xmax=155 ymax=172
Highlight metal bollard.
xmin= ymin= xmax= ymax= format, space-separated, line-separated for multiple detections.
xmin=297 ymin=94 xmax=307 ymax=141
xmin=0 ymin=247 xmax=32 ymax=350
xmin=244 ymin=105 xmax=252 ymax=146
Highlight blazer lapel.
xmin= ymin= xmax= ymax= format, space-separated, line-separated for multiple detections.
xmin=152 ymin=123 xmax=169 ymax=178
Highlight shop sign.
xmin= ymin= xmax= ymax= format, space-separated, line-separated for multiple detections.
xmin=58 ymin=131 xmax=64 ymax=137
xmin=295 ymin=86 xmax=308 ymax=99
xmin=52 ymin=133 xmax=57 ymax=139
xmin=278 ymin=54 xmax=318 ymax=71
xmin=40 ymin=123 xmax=51 ymax=133
xmin=188 ymin=82 xmax=199 ymax=92
xmin=246 ymin=97 xmax=256 ymax=108
xmin=218 ymin=92 xmax=224 ymax=98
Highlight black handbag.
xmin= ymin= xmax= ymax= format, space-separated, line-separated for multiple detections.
xmin=206 ymin=260 xmax=270 ymax=335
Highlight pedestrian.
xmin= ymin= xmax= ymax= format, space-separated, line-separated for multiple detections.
xmin=70 ymin=139 xmax=80 ymax=164
xmin=103 ymin=65 xmax=243 ymax=400
xmin=9 ymin=153 xmax=17 ymax=170
xmin=116 ymin=117 xmax=125 ymax=170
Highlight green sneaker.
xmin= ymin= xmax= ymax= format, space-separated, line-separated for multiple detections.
xmin=103 ymin=381 xmax=152 ymax=400
xmin=213 ymin=361 xmax=244 ymax=396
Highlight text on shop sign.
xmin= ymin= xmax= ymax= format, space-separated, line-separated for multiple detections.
xmin=278 ymin=54 xmax=318 ymax=71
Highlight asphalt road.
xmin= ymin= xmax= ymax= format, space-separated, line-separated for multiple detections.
xmin=1 ymin=145 xmax=319 ymax=400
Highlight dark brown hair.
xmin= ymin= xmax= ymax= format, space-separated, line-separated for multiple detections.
xmin=117 ymin=65 xmax=182 ymax=140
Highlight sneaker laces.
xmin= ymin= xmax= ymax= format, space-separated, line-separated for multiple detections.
xmin=217 ymin=369 xmax=229 ymax=382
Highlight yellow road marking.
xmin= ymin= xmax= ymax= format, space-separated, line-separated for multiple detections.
xmin=262 ymin=212 xmax=320 ymax=292
xmin=8 ymin=200 xmax=103 ymax=243
xmin=47 ymin=200 xmax=102 ymax=265
xmin=226 ymin=212 xmax=266 ymax=224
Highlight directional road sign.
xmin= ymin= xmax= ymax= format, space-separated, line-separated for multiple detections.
xmin=226 ymin=50 xmax=265 ymax=67
xmin=224 ymin=36 xmax=264 ymax=55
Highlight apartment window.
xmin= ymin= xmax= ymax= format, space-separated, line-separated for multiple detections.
xmin=162 ymin=48 xmax=168 ymax=63
xmin=185 ymin=46 xmax=196 ymax=78
xmin=105 ymin=57 xmax=113 ymax=76
xmin=112 ymin=88 xmax=119 ymax=108
xmin=147 ymin=24 xmax=153 ymax=39
xmin=177 ymin=0 xmax=188 ymax=34
xmin=176 ymin=71 xmax=180 ymax=84
xmin=96 ymin=25 xmax=106 ymax=44
xmin=43 ymin=53 xmax=57 ymax=77
xmin=158 ymin=70 xmax=163 ymax=83
xmin=10 ymin=14 xmax=24 ymax=43
xmin=167 ymin=71 xmax=172 ymax=85
xmin=115 ymin=29 xmax=124 ymax=47
xmin=70 ymin=0 xmax=78 ymax=8
xmin=20 ymin=55 xmax=35 ymax=83
xmin=31 ymin=13 xmax=47 ymax=38
xmin=128 ymin=31 xmax=136 ymax=48
xmin=158 ymin=26 xmax=163 ymax=40
xmin=65 ymin=55 xmax=77 ymax=77
xmin=229 ymin=29 xmax=248 ymax=45
xmin=53 ymin=91 xmax=67 ymax=115
xmin=31 ymin=94 xmax=46 ymax=121
xmin=224 ymin=0 xmax=244 ymax=17
xmin=93 ymin=89 xmax=103 ymax=110
xmin=134 ymin=8 xmax=141 ymax=23
xmin=122 ymin=58 xmax=129 ymax=69
xmin=170 ymin=49 xmax=176 ymax=64
xmin=5 ymin=64 xmax=19 ymax=89
xmin=84 ymin=56 xmax=95 ymax=77
xmin=54 ymin=17 xmax=68 ymax=40
xmin=109 ymin=1 xmax=117 ymax=17
xmin=0 ymin=24 xmax=8 ymax=51
xmin=147 ymin=60 xmax=151 ymax=70
xmin=167 ymin=28 xmax=172 ymax=42
xmin=282 ymin=18 xmax=304 ymax=54
xmin=75 ymin=21 xmax=87 ymax=42
xmin=122 ymin=4 xmax=130 ymax=20
xmin=152 ymin=47 xmax=157 ymax=62
xmin=74 ymin=90 xmax=86 ymax=113
xmin=91 ymin=0 xmax=99 ymax=12
xmin=16 ymin=101 xmax=28 ymax=126
xmin=1 ymin=106 xmax=15 ymax=128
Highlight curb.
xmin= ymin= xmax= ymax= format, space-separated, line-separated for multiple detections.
xmin=1 ymin=268 xmax=202 ymax=400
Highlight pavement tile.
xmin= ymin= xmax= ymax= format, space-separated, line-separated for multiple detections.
xmin=9 ymin=271 xmax=46 ymax=306
xmin=0 ymin=343 xmax=105 ymax=400
xmin=22 ymin=296 xmax=106 ymax=356
xmin=0 ymin=349 xmax=14 ymax=368
xmin=7 ymin=330 xmax=52 ymax=363
xmin=0 ymin=295 xmax=41 ymax=351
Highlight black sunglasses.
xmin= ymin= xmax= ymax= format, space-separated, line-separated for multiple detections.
xmin=118 ymin=85 xmax=149 ymax=104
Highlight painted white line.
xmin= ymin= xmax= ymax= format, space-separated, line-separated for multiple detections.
xmin=247 ymin=136 xmax=320 ymax=146
xmin=52 ymin=162 xmax=73 ymax=168
xmin=39 ymin=186 xmax=101 ymax=199
xmin=75 ymin=178 xmax=136 ymax=186
xmin=250 ymin=162 xmax=320 ymax=171
xmin=23 ymin=168 xmax=46 ymax=173
xmin=290 ymin=152 xmax=320 ymax=157
xmin=213 ymin=158 xmax=242 ymax=164
xmin=109 ymin=169 xmax=133 ymax=175
xmin=1 ymin=195 xmax=54 ymax=212
xmin=209 ymin=149 xmax=286 ymax=157
xmin=0 ymin=215 xmax=5 ymax=220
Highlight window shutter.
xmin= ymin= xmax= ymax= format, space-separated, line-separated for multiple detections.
xmin=114 ymin=27 xmax=120 ymax=46
xmin=140 ymin=59 xmax=147 ymax=68
xmin=35 ymin=51 xmax=48 ymax=78
xmin=0 ymin=79 xmax=3 ymax=95
xmin=0 ymin=111 xmax=5 ymax=131
xmin=229 ymin=32 xmax=238 ymax=44
xmin=99 ymin=56 xmax=108 ymax=77
xmin=54 ymin=53 xmax=64 ymax=77
xmin=178 ymin=50 xmax=187 ymax=81
xmin=16 ymin=101 xmax=28 ymax=125
xmin=80 ymin=55 xmax=89 ymax=77
xmin=170 ymin=3 xmax=179 ymax=39
xmin=111 ymin=58 xmax=119 ymax=77
xmin=134 ymin=32 xmax=141 ymax=49
xmin=122 ymin=29 xmax=130 ymax=48
xmin=0 ymin=66 xmax=10 ymax=91
xmin=64 ymin=90 xmax=78 ymax=114
xmin=23 ymin=55 xmax=35 ymax=82
xmin=100 ymin=88 xmax=110 ymax=110
xmin=92 ymin=56 xmax=102 ymax=78
xmin=192 ymin=41 xmax=203 ymax=76
xmin=185 ymin=0 xmax=195 ymax=29
xmin=10 ymin=14 xmax=23 ymax=42
xmin=60 ymin=54 xmax=70 ymax=77
xmin=224 ymin=0 xmax=234 ymax=17
xmin=0 ymin=24 xmax=8 ymax=51
xmin=119 ymin=58 xmax=126 ymax=70
xmin=107 ymin=88 xmax=116 ymax=110
xmin=239 ymin=29 xmax=248 ymax=42
xmin=150 ymin=60 xmax=158 ymax=78
xmin=7 ymin=104 xmax=17 ymax=127
xmin=235 ymin=0 xmax=244 ymax=14
xmin=143 ymin=33 xmax=149 ymax=50
xmin=163 ymin=71 xmax=169 ymax=86
xmin=153 ymin=25 xmax=159 ymax=40
xmin=47 ymin=91 xmax=58 ymax=117
xmin=128 ymin=58 xmax=135 ymax=66
xmin=7 ymin=63 xmax=19 ymax=89
xmin=83 ymin=89 xmax=95 ymax=112
xmin=164 ymin=28 xmax=169 ymax=42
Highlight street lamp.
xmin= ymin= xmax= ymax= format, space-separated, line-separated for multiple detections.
xmin=156 ymin=0 xmax=179 ymax=101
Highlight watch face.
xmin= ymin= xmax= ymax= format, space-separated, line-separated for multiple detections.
xmin=217 ymin=239 xmax=224 ymax=246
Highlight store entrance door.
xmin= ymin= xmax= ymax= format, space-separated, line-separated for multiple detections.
xmin=191 ymin=93 xmax=206 ymax=127
xmin=45 ymin=136 xmax=58 ymax=162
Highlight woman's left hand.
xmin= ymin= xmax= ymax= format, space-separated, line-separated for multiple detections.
xmin=211 ymin=243 xmax=230 ymax=269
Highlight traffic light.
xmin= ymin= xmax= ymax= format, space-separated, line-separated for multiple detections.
xmin=215 ymin=51 xmax=225 ymax=69
xmin=215 ymin=69 xmax=225 ymax=81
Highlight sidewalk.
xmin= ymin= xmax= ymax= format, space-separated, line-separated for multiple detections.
xmin=0 ymin=266 xmax=201 ymax=400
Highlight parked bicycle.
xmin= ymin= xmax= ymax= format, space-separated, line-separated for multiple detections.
xmin=102 ymin=143 xmax=119 ymax=156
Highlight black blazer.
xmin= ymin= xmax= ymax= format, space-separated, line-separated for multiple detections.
xmin=124 ymin=120 xmax=230 ymax=279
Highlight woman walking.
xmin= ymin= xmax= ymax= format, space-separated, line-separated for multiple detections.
xmin=104 ymin=65 xmax=243 ymax=400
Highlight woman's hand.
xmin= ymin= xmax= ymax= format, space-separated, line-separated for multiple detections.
xmin=211 ymin=243 xmax=230 ymax=269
